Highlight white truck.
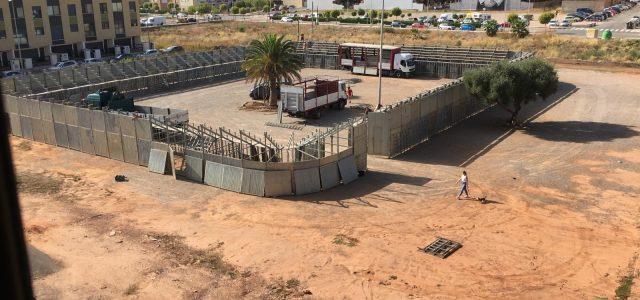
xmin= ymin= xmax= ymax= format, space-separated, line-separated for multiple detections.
xmin=280 ymin=77 xmax=348 ymax=118
xmin=144 ymin=16 xmax=165 ymax=26
xmin=338 ymin=43 xmax=415 ymax=78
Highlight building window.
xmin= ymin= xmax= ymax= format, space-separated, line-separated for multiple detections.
xmin=114 ymin=21 xmax=125 ymax=35
xmin=82 ymin=2 xmax=93 ymax=14
xmin=100 ymin=3 xmax=109 ymax=29
xmin=32 ymin=6 xmax=45 ymax=36
xmin=129 ymin=1 xmax=137 ymax=26
xmin=68 ymin=4 xmax=78 ymax=32
xmin=46 ymin=0 xmax=61 ymax=16
xmin=0 ymin=9 xmax=5 ymax=39
xmin=112 ymin=0 xmax=123 ymax=13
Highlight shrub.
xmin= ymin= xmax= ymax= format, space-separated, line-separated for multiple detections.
xmin=391 ymin=7 xmax=402 ymax=18
xmin=407 ymin=12 xmax=412 ymax=17
xmin=358 ymin=8 xmax=365 ymax=16
xmin=484 ymin=19 xmax=498 ymax=37
xmin=369 ymin=10 xmax=378 ymax=19
xmin=331 ymin=10 xmax=341 ymax=19
xmin=538 ymin=12 xmax=555 ymax=25
xmin=239 ymin=7 xmax=249 ymax=14
xmin=219 ymin=4 xmax=228 ymax=12
xmin=507 ymin=13 xmax=519 ymax=24
xmin=511 ymin=19 xmax=529 ymax=38
xmin=231 ymin=6 xmax=239 ymax=14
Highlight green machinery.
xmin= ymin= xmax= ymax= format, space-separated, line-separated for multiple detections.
xmin=85 ymin=88 xmax=135 ymax=111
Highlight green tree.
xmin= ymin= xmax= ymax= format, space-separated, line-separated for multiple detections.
xmin=263 ymin=5 xmax=270 ymax=12
xmin=231 ymin=6 xmax=240 ymax=14
xmin=507 ymin=13 xmax=519 ymax=24
xmin=538 ymin=12 xmax=555 ymax=25
xmin=196 ymin=3 xmax=212 ymax=13
xmin=243 ymin=35 xmax=303 ymax=106
xmin=463 ymin=59 xmax=558 ymax=126
xmin=332 ymin=0 xmax=364 ymax=8
xmin=391 ymin=7 xmax=402 ymax=18
xmin=331 ymin=10 xmax=341 ymax=19
xmin=511 ymin=19 xmax=529 ymax=38
xmin=369 ymin=9 xmax=378 ymax=19
xmin=239 ymin=7 xmax=249 ymax=14
xmin=351 ymin=11 xmax=357 ymax=16
xmin=235 ymin=0 xmax=247 ymax=8
xmin=187 ymin=6 xmax=196 ymax=14
xmin=357 ymin=8 xmax=365 ymax=16
xmin=407 ymin=12 xmax=412 ymax=17
xmin=484 ymin=19 xmax=498 ymax=37
xmin=219 ymin=3 xmax=228 ymax=12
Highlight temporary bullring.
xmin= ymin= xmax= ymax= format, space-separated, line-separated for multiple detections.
xmin=1 ymin=41 xmax=530 ymax=197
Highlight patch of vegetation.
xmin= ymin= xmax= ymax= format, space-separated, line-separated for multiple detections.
xmin=16 ymin=172 xmax=64 ymax=195
xmin=286 ymin=278 xmax=300 ymax=289
xmin=16 ymin=140 xmax=32 ymax=151
xmin=124 ymin=283 xmax=139 ymax=295
xmin=333 ymin=234 xmax=359 ymax=247
xmin=267 ymin=277 xmax=308 ymax=298
xmin=615 ymin=275 xmax=635 ymax=300
xmin=147 ymin=233 xmax=236 ymax=275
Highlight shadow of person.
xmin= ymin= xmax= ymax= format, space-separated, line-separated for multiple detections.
xmin=522 ymin=121 xmax=638 ymax=143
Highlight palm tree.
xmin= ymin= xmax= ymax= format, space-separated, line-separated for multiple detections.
xmin=243 ymin=34 xmax=303 ymax=106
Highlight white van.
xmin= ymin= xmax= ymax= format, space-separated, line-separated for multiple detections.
xmin=144 ymin=16 xmax=165 ymax=27
xmin=437 ymin=13 xmax=453 ymax=23
xmin=472 ymin=13 xmax=491 ymax=21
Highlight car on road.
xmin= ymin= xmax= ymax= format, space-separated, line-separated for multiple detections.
xmin=565 ymin=14 xmax=584 ymax=22
xmin=281 ymin=16 xmax=294 ymax=22
xmin=563 ymin=16 xmax=581 ymax=23
xmin=1 ymin=70 xmax=22 ymax=78
xmin=206 ymin=14 xmax=222 ymax=21
xmin=51 ymin=60 xmax=79 ymax=70
xmin=163 ymin=45 xmax=184 ymax=54
xmin=548 ymin=19 xmax=560 ymax=27
xmin=577 ymin=8 xmax=595 ymax=15
xmin=586 ymin=13 xmax=606 ymax=21
xmin=460 ymin=24 xmax=476 ymax=31
xmin=110 ymin=53 xmax=135 ymax=63
xmin=143 ymin=49 xmax=160 ymax=57
xmin=144 ymin=16 xmax=165 ymax=26
xmin=391 ymin=21 xmax=406 ymax=28
xmin=560 ymin=20 xmax=572 ymax=27
xmin=83 ymin=58 xmax=103 ymax=64
xmin=438 ymin=23 xmax=456 ymax=30
xmin=499 ymin=21 xmax=511 ymax=28
xmin=268 ymin=12 xmax=282 ymax=20
xmin=186 ymin=17 xmax=197 ymax=23
xmin=411 ymin=22 xmax=426 ymax=29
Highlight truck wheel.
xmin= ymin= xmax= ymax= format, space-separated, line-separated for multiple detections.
xmin=339 ymin=99 xmax=347 ymax=110
xmin=394 ymin=70 xmax=403 ymax=78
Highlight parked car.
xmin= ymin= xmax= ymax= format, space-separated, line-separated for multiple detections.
xmin=186 ymin=17 xmax=197 ymax=23
xmin=139 ymin=18 xmax=147 ymax=26
xmin=206 ymin=14 xmax=222 ymax=21
xmin=143 ymin=49 xmax=160 ymax=57
xmin=438 ymin=23 xmax=456 ymax=30
xmin=462 ymin=17 xmax=474 ymax=24
xmin=499 ymin=22 xmax=511 ymax=28
xmin=163 ymin=45 xmax=184 ymax=54
xmin=577 ymin=8 xmax=595 ymax=15
xmin=460 ymin=24 xmax=476 ymax=31
xmin=268 ymin=12 xmax=282 ymax=20
xmin=281 ymin=16 xmax=294 ymax=22
xmin=51 ymin=60 xmax=79 ymax=70
xmin=391 ymin=21 xmax=406 ymax=28
xmin=109 ymin=53 xmax=135 ymax=63
xmin=586 ymin=13 xmax=606 ymax=21
xmin=602 ymin=10 xmax=613 ymax=18
xmin=411 ymin=22 xmax=426 ymax=29
xmin=565 ymin=14 xmax=584 ymax=22
xmin=83 ymin=58 xmax=103 ymax=64
xmin=548 ymin=19 xmax=560 ymax=27
xmin=560 ymin=20 xmax=572 ymax=27
xmin=1 ymin=70 xmax=22 ymax=78
xmin=563 ymin=16 xmax=581 ymax=23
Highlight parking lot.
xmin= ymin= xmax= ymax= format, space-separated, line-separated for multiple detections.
xmin=138 ymin=67 xmax=453 ymax=142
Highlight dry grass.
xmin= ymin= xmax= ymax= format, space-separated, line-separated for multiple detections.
xmin=16 ymin=172 xmax=64 ymax=195
xmin=150 ymin=22 xmax=640 ymax=65
xmin=333 ymin=234 xmax=359 ymax=247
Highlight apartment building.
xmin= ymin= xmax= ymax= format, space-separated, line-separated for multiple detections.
xmin=0 ymin=0 xmax=142 ymax=69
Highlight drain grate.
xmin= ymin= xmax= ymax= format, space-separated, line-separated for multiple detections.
xmin=421 ymin=237 xmax=462 ymax=259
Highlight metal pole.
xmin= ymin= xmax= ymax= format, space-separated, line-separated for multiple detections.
xmin=9 ymin=0 xmax=23 ymax=70
xmin=377 ymin=0 xmax=384 ymax=110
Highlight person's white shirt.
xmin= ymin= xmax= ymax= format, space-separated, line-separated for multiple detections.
xmin=460 ymin=175 xmax=467 ymax=184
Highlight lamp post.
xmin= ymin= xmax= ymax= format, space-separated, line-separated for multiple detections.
xmin=8 ymin=0 xmax=23 ymax=70
xmin=377 ymin=0 xmax=385 ymax=110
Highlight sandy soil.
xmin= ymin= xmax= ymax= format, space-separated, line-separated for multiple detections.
xmin=137 ymin=68 xmax=453 ymax=143
xmin=13 ymin=67 xmax=640 ymax=299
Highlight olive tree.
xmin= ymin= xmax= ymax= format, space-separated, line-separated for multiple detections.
xmin=463 ymin=59 xmax=558 ymax=126
xmin=484 ymin=19 xmax=498 ymax=37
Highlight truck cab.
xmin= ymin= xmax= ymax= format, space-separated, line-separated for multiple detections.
xmin=394 ymin=53 xmax=415 ymax=77
xmin=85 ymin=88 xmax=134 ymax=111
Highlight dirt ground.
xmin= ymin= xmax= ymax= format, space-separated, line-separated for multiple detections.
xmin=12 ymin=66 xmax=640 ymax=299
xmin=137 ymin=68 xmax=453 ymax=143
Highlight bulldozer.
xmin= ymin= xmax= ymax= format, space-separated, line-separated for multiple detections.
xmin=85 ymin=87 xmax=134 ymax=111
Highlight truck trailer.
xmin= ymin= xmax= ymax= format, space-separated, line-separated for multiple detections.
xmin=338 ymin=43 xmax=415 ymax=77
xmin=280 ymin=77 xmax=348 ymax=118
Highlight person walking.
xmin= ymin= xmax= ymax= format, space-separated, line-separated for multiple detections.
xmin=456 ymin=171 xmax=469 ymax=200
xmin=347 ymin=86 xmax=353 ymax=103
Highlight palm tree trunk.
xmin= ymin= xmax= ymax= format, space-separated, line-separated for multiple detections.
xmin=269 ymin=79 xmax=278 ymax=107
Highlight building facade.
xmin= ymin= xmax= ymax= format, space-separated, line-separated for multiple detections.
xmin=0 ymin=0 xmax=142 ymax=69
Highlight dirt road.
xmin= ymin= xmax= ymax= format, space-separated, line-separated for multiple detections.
xmin=13 ymin=66 xmax=640 ymax=299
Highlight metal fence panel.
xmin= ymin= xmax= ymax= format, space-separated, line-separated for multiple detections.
xmin=148 ymin=149 xmax=169 ymax=174
xmin=79 ymin=127 xmax=95 ymax=155
xmin=64 ymin=106 xmax=79 ymax=126
xmin=118 ymin=115 xmax=136 ymax=137
xmin=338 ymin=155 xmax=358 ymax=184
xmin=107 ymin=132 xmax=124 ymax=161
xmin=319 ymin=162 xmax=340 ymax=190
xmin=221 ymin=165 xmax=243 ymax=193
xmin=241 ymin=168 xmax=265 ymax=196
xmin=77 ymin=108 xmax=93 ymax=128
xmin=66 ymin=125 xmax=81 ymax=151
xmin=53 ymin=123 xmax=68 ymax=147
xmin=9 ymin=113 xmax=22 ymax=137
xmin=134 ymin=118 xmax=152 ymax=140
xmin=51 ymin=103 xmax=66 ymax=123
xmin=105 ymin=113 xmax=120 ymax=133
xmin=137 ymin=139 xmax=151 ymax=166
xmin=39 ymin=101 xmax=53 ymax=121
xmin=204 ymin=160 xmax=225 ymax=188
xmin=293 ymin=167 xmax=321 ymax=195
xmin=121 ymin=135 xmax=138 ymax=164
xmin=20 ymin=116 xmax=33 ymax=140
xmin=264 ymin=170 xmax=292 ymax=197
xmin=182 ymin=155 xmax=204 ymax=182
xmin=93 ymin=129 xmax=109 ymax=157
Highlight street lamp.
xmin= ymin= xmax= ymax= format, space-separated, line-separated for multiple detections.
xmin=377 ymin=0 xmax=385 ymax=110
xmin=8 ymin=0 xmax=23 ymax=70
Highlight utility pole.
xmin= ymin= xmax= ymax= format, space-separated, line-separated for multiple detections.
xmin=9 ymin=0 xmax=23 ymax=70
xmin=377 ymin=0 xmax=384 ymax=110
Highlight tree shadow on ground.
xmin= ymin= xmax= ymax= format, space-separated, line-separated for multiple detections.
xmin=395 ymin=82 xmax=579 ymax=167
xmin=280 ymin=170 xmax=431 ymax=208
xmin=522 ymin=121 xmax=638 ymax=143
